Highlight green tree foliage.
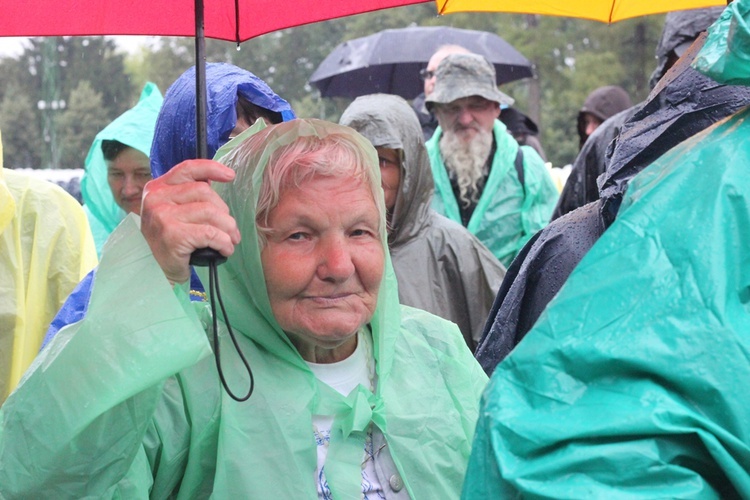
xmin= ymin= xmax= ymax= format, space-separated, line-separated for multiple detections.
xmin=0 ymin=84 xmax=42 ymax=169
xmin=125 ymin=38 xmax=195 ymax=95
xmin=0 ymin=10 xmax=671 ymax=169
xmin=56 ymin=81 xmax=109 ymax=169
xmin=59 ymin=38 xmax=134 ymax=116
xmin=0 ymin=37 xmax=132 ymax=169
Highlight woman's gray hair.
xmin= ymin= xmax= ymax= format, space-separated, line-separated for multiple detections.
xmin=225 ymin=122 xmax=385 ymax=247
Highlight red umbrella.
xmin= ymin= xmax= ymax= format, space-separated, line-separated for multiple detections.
xmin=2 ymin=0 xmax=431 ymax=41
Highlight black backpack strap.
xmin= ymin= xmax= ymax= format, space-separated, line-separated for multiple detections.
xmin=514 ymin=147 xmax=525 ymax=196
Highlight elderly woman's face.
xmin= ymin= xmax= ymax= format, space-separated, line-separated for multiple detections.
xmin=261 ymin=175 xmax=384 ymax=361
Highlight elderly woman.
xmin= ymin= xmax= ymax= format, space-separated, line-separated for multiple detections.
xmin=0 ymin=119 xmax=487 ymax=498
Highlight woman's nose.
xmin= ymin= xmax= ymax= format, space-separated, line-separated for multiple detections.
xmin=318 ymin=236 xmax=355 ymax=282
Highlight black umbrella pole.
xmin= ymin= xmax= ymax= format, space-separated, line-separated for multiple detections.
xmin=195 ymin=0 xmax=208 ymax=159
xmin=190 ymin=0 xmax=224 ymax=264
xmin=191 ymin=0 xmax=252 ymax=402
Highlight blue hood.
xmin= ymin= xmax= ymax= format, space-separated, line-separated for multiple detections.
xmin=151 ymin=63 xmax=295 ymax=177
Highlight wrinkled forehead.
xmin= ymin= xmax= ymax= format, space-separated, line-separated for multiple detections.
xmin=105 ymin=148 xmax=151 ymax=170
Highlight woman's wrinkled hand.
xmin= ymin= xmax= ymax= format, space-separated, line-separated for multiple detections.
xmin=141 ymin=160 xmax=242 ymax=284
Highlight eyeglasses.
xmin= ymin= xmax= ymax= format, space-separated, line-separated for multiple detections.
xmin=419 ymin=68 xmax=436 ymax=80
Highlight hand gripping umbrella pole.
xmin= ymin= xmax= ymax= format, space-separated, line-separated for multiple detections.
xmin=190 ymin=0 xmax=255 ymax=402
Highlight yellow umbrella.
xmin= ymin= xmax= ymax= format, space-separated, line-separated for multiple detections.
xmin=436 ymin=0 xmax=727 ymax=23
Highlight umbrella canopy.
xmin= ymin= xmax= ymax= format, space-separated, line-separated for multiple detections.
xmin=2 ymin=0 xmax=431 ymax=42
xmin=435 ymin=0 xmax=726 ymax=23
xmin=309 ymin=26 xmax=533 ymax=99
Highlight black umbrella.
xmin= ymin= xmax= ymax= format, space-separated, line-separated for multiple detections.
xmin=309 ymin=26 xmax=533 ymax=99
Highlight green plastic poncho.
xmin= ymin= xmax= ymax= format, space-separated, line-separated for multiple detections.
xmin=80 ymin=82 xmax=163 ymax=255
xmin=693 ymin=0 xmax=750 ymax=85
xmin=426 ymin=120 xmax=558 ymax=267
xmin=0 ymin=119 xmax=487 ymax=498
xmin=463 ymin=4 xmax=750 ymax=497
xmin=0 ymin=131 xmax=98 ymax=405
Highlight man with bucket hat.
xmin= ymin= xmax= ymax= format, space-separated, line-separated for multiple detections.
xmin=414 ymin=45 xmax=548 ymax=161
xmin=425 ymin=53 xmax=558 ymax=267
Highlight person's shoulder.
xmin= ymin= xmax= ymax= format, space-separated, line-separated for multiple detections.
xmin=5 ymin=170 xmax=83 ymax=213
xmin=426 ymin=210 xmax=470 ymax=235
xmin=398 ymin=304 xmax=467 ymax=353
xmin=525 ymin=201 xmax=606 ymax=274
xmin=518 ymin=144 xmax=545 ymax=165
xmin=493 ymin=120 xmax=536 ymax=159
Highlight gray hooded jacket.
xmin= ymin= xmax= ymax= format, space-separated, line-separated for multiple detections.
xmin=341 ymin=94 xmax=506 ymax=350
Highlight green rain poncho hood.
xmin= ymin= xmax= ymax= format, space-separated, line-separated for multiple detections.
xmin=0 ymin=119 xmax=487 ymax=499
xmin=463 ymin=2 xmax=750 ymax=497
xmin=340 ymin=94 xmax=505 ymax=349
xmin=81 ymin=82 xmax=163 ymax=254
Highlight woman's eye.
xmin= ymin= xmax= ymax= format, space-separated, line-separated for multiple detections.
xmin=288 ymin=232 xmax=306 ymax=241
xmin=351 ymin=228 xmax=373 ymax=238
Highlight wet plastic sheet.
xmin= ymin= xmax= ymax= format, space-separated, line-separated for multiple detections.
xmin=694 ymin=0 xmax=750 ymax=84
xmin=464 ymin=107 xmax=750 ymax=498
xmin=477 ymin=22 xmax=750 ymax=377
xmin=465 ymin=5 xmax=750 ymax=493
xmin=0 ymin=143 xmax=97 ymax=404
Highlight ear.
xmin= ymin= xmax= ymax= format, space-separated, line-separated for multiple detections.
xmin=492 ymin=102 xmax=501 ymax=119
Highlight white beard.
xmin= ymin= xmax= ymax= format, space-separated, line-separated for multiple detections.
xmin=439 ymin=128 xmax=493 ymax=207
